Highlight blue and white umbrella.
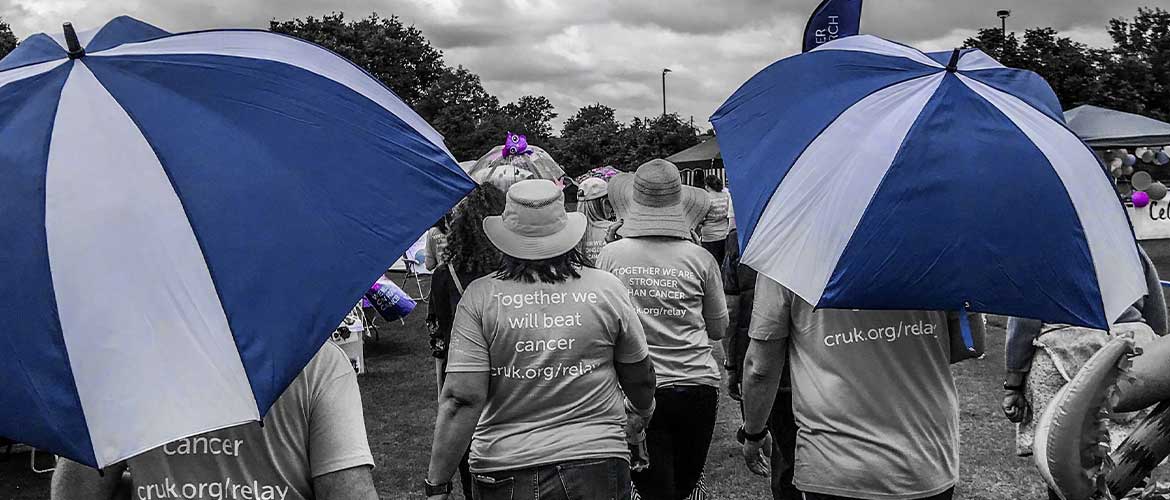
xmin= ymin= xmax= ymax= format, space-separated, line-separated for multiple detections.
xmin=711 ymin=35 xmax=1145 ymax=331
xmin=0 ymin=17 xmax=474 ymax=468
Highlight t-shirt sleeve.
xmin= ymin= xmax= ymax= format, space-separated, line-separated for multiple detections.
xmin=612 ymin=284 xmax=650 ymax=364
xmin=308 ymin=344 xmax=375 ymax=478
xmin=748 ymin=275 xmax=793 ymax=342
xmin=446 ymin=284 xmax=491 ymax=373
xmin=701 ymin=255 xmax=728 ymax=322
xmin=595 ymin=245 xmax=614 ymax=273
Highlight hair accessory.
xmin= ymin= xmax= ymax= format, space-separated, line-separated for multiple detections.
xmin=502 ymin=132 xmax=533 ymax=158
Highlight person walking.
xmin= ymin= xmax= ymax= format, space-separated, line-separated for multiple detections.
xmin=597 ymin=159 xmax=728 ymax=500
xmin=697 ymin=175 xmax=731 ymax=265
xmin=426 ymin=179 xmax=657 ymax=500
xmin=576 ymin=177 xmax=616 ymax=263
xmin=740 ymin=275 xmax=982 ymax=500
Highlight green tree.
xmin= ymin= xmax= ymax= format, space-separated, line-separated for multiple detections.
xmin=557 ymin=103 xmax=624 ymax=176
xmin=270 ymin=12 xmax=445 ymax=106
xmin=0 ymin=18 xmax=18 ymax=59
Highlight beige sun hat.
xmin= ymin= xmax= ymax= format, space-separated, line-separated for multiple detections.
xmin=609 ymin=159 xmax=710 ymax=240
xmin=578 ymin=177 xmax=609 ymax=202
xmin=483 ymin=179 xmax=587 ymax=260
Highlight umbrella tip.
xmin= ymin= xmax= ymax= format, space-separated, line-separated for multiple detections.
xmin=945 ymin=48 xmax=961 ymax=73
xmin=62 ymin=22 xmax=86 ymax=59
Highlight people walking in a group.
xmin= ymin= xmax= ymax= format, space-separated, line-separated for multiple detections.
xmin=698 ymin=175 xmax=731 ymax=265
xmin=52 ymin=344 xmax=378 ymax=500
xmin=576 ymin=177 xmax=616 ymax=263
xmin=426 ymin=179 xmax=657 ymax=500
xmin=740 ymin=275 xmax=980 ymax=500
xmin=597 ymin=159 xmax=728 ymax=500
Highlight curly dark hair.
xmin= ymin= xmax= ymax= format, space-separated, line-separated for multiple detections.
xmin=495 ymin=249 xmax=591 ymax=284
xmin=443 ymin=185 xmax=506 ymax=278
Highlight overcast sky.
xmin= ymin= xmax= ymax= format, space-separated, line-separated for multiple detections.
xmin=0 ymin=0 xmax=1152 ymax=131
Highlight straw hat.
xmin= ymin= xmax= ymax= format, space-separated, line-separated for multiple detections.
xmin=609 ymin=159 xmax=710 ymax=239
xmin=483 ymin=180 xmax=587 ymax=260
xmin=578 ymin=177 xmax=609 ymax=201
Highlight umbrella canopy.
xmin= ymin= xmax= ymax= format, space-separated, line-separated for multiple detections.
xmin=0 ymin=17 xmax=474 ymax=468
xmin=467 ymin=136 xmax=565 ymax=190
xmin=664 ymin=136 xmax=721 ymax=170
xmin=711 ymin=35 xmax=1145 ymax=330
xmin=1064 ymin=104 xmax=1170 ymax=148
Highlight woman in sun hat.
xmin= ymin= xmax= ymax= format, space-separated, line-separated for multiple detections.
xmin=576 ymin=177 xmax=616 ymax=263
xmin=426 ymin=179 xmax=657 ymax=500
xmin=596 ymin=159 xmax=729 ymax=500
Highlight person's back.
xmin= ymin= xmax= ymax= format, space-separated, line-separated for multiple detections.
xmin=426 ymin=179 xmax=655 ymax=500
xmin=597 ymin=236 xmax=723 ymax=387
xmin=449 ymin=267 xmax=647 ymax=470
xmin=745 ymin=276 xmax=959 ymax=500
xmin=52 ymin=343 xmax=376 ymax=500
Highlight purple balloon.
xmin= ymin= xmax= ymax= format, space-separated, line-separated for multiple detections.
xmin=1133 ymin=191 xmax=1151 ymax=208
xmin=1124 ymin=154 xmax=1138 ymax=167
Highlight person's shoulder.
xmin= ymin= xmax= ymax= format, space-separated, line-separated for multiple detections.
xmin=580 ymin=267 xmax=625 ymax=288
xmin=304 ymin=342 xmax=354 ymax=382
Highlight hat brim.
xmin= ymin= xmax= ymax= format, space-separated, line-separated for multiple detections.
xmin=483 ymin=212 xmax=588 ymax=260
xmin=609 ymin=174 xmax=710 ymax=239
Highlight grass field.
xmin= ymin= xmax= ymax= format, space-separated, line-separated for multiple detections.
xmin=1 ymin=291 xmax=1057 ymax=499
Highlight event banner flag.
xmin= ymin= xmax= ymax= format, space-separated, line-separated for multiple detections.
xmin=802 ymin=0 xmax=863 ymax=52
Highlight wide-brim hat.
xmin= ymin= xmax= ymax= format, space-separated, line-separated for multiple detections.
xmin=483 ymin=179 xmax=587 ymax=260
xmin=610 ymin=159 xmax=710 ymax=239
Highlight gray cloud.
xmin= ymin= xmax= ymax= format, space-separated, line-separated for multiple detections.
xmin=0 ymin=0 xmax=1151 ymax=136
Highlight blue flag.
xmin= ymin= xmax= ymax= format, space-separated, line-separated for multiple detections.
xmin=802 ymin=0 xmax=863 ymax=52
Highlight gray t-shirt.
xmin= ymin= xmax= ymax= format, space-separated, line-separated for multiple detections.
xmin=597 ymin=237 xmax=727 ymax=388
xmin=446 ymin=268 xmax=650 ymax=472
xmin=749 ymin=276 xmax=959 ymax=500
xmin=127 ymin=344 xmax=373 ymax=500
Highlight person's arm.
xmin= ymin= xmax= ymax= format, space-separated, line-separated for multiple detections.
xmin=427 ymin=371 xmax=488 ymax=499
xmin=741 ymin=338 xmax=786 ymax=476
xmin=616 ymin=356 xmax=656 ymax=410
xmin=702 ymin=256 xmax=729 ymax=341
xmin=739 ymin=277 xmax=792 ymax=476
xmin=1002 ymin=316 xmax=1041 ymax=423
xmin=51 ymin=458 xmax=125 ymax=500
xmin=427 ymin=293 xmax=491 ymax=499
xmin=424 ymin=230 xmax=439 ymax=271
xmin=313 ymin=465 xmax=377 ymax=500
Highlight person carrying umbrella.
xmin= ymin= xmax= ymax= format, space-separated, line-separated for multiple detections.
xmin=425 ymin=180 xmax=656 ymax=500
xmin=52 ymin=343 xmax=378 ymax=500
xmin=596 ymin=159 xmax=728 ymax=500
xmin=575 ymin=177 xmax=616 ymax=263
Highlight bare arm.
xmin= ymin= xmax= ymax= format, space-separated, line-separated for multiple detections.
xmin=742 ymin=338 xmax=787 ymax=435
xmin=427 ymin=371 xmax=488 ymax=490
xmin=616 ymin=356 xmax=656 ymax=410
xmin=51 ymin=458 xmax=125 ymax=500
xmin=313 ymin=465 xmax=378 ymax=500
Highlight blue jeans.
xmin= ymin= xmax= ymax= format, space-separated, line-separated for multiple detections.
xmin=472 ymin=458 xmax=633 ymax=500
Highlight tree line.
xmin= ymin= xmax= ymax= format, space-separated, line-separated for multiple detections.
xmin=0 ymin=7 xmax=1165 ymax=176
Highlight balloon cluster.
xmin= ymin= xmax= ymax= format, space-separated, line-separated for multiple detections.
xmin=1107 ymin=146 xmax=1170 ymax=178
xmin=1128 ymin=170 xmax=1167 ymax=208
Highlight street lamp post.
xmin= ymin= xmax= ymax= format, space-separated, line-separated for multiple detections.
xmin=997 ymin=10 xmax=1011 ymax=47
xmin=662 ymin=68 xmax=672 ymax=116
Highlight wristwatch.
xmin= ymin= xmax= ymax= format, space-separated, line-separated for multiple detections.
xmin=423 ymin=478 xmax=452 ymax=497
xmin=737 ymin=425 xmax=769 ymax=444
xmin=1003 ymin=381 xmax=1026 ymax=392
